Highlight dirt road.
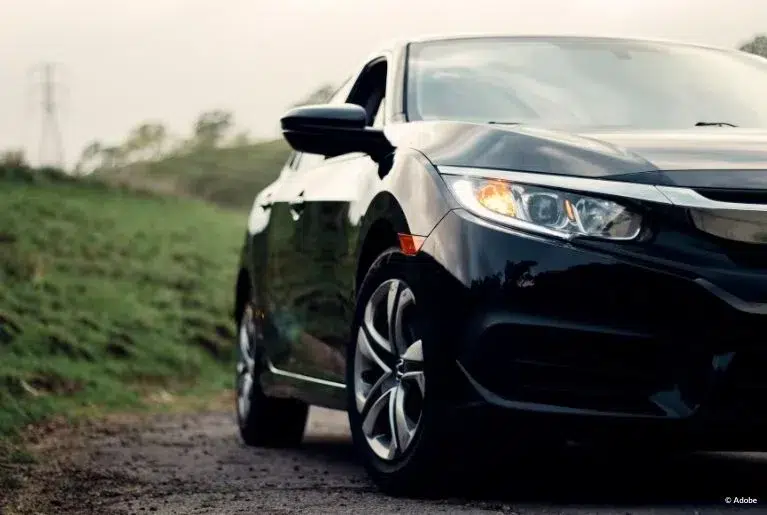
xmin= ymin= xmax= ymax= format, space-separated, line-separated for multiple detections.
xmin=5 ymin=405 xmax=766 ymax=514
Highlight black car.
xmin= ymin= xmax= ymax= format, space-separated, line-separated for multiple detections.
xmin=233 ymin=34 xmax=767 ymax=495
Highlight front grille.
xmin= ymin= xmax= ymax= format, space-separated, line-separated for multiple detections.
xmin=464 ymin=324 xmax=713 ymax=416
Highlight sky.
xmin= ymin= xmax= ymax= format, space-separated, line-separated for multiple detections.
xmin=2 ymin=0 xmax=766 ymax=167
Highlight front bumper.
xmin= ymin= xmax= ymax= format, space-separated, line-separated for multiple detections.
xmin=418 ymin=209 xmax=767 ymax=447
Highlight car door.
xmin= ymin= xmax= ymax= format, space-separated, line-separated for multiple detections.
xmin=275 ymin=56 xmax=390 ymax=384
xmin=260 ymin=150 xmax=325 ymax=371
xmin=260 ymin=78 xmax=357 ymax=377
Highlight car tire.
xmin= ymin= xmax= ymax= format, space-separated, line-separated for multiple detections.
xmin=236 ymin=303 xmax=309 ymax=447
xmin=347 ymin=248 xmax=457 ymax=497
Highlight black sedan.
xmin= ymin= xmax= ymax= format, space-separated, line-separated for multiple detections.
xmin=233 ymin=34 xmax=767 ymax=495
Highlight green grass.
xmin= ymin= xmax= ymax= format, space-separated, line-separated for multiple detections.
xmin=97 ymin=139 xmax=291 ymax=210
xmin=0 ymin=169 xmax=245 ymax=436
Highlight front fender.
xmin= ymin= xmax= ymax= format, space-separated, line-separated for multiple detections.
xmin=358 ymin=148 xmax=457 ymax=246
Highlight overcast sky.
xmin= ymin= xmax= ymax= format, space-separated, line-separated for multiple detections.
xmin=2 ymin=0 xmax=766 ymax=166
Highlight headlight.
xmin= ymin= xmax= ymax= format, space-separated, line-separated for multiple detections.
xmin=443 ymin=175 xmax=642 ymax=241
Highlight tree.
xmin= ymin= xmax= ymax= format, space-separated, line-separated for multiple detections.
xmin=292 ymin=83 xmax=336 ymax=107
xmin=99 ymin=146 xmax=124 ymax=169
xmin=123 ymin=122 xmax=168 ymax=161
xmin=74 ymin=141 xmax=103 ymax=175
xmin=740 ymin=34 xmax=767 ymax=58
xmin=0 ymin=148 xmax=27 ymax=167
xmin=193 ymin=110 xmax=233 ymax=148
xmin=229 ymin=130 xmax=251 ymax=147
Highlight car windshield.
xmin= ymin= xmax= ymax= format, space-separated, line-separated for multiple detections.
xmin=406 ymin=37 xmax=767 ymax=129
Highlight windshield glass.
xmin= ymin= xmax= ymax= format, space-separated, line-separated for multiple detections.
xmin=406 ymin=37 xmax=767 ymax=129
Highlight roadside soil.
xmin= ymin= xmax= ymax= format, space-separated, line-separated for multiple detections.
xmin=2 ymin=392 xmax=765 ymax=514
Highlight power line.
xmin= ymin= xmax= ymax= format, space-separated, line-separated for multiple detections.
xmin=28 ymin=62 xmax=66 ymax=169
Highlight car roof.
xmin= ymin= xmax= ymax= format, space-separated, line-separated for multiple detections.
xmin=376 ymin=33 xmax=734 ymax=55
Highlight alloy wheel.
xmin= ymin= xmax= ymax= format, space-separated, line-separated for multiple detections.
xmin=353 ymin=279 xmax=425 ymax=461
xmin=236 ymin=309 xmax=256 ymax=423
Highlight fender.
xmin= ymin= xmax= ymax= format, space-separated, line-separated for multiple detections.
xmin=355 ymin=148 xmax=457 ymax=271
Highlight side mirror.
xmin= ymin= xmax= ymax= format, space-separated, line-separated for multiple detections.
xmin=280 ymin=103 xmax=393 ymax=161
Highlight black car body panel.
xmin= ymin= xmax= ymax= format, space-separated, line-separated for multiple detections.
xmin=240 ymin=147 xmax=455 ymax=410
xmin=421 ymin=208 xmax=767 ymax=427
xmin=235 ymin=34 xmax=767 ymax=449
xmin=386 ymin=122 xmax=767 ymax=177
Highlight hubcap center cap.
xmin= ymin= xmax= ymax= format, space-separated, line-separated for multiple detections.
xmin=395 ymin=359 xmax=405 ymax=379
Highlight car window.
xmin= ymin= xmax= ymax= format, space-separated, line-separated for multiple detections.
xmin=373 ymin=96 xmax=386 ymax=128
xmin=348 ymin=58 xmax=388 ymax=127
xmin=406 ymin=38 xmax=767 ymax=129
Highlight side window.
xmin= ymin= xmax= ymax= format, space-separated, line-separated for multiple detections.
xmin=373 ymin=96 xmax=386 ymax=129
xmin=348 ymin=57 xmax=388 ymax=128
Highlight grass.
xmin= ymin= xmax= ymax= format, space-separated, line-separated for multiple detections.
xmin=0 ymin=167 xmax=245 ymax=437
xmin=96 ymin=139 xmax=291 ymax=210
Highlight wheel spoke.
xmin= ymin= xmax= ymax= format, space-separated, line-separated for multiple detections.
xmin=238 ymin=324 xmax=254 ymax=372
xmin=356 ymin=367 xmax=392 ymax=414
xmin=362 ymin=385 xmax=394 ymax=438
xmin=242 ymin=374 xmax=253 ymax=399
xmin=386 ymin=281 xmax=402 ymax=353
xmin=401 ymin=370 xmax=425 ymax=397
xmin=362 ymin=303 xmax=395 ymax=364
xmin=388 ymin=385 xmax=402 ymax=455
xmin=393 ymin=383 xmax=416 ymax=452
xmin=236 ymin=314 xmax=256 ymax=422
xmin=238 ymin=373 xmax=252 ymax=419
xmin=388 ymin=283 xmax=416 ymax=355
xmin=360 ymin=369 xmax=392 ymax=420
xmin=402 ymin=339 xmax=423 ymax=363
xmin=357 ymin=328 xmax=392 ymax=375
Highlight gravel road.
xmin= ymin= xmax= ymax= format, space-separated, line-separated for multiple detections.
xmin=6 ymin=405 xmax=766 ymax=514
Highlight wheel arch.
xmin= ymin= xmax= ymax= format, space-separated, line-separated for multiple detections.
xmin=355 ymin=218 xmax=400 ymax=297
xmin=354 ymin=149 xmax=456 ymax=296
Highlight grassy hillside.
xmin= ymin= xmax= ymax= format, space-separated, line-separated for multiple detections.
xmin=98 ymin=139 xmax=291 ymax=210
xmin=0 ymin=167 xmax=244 ymax=437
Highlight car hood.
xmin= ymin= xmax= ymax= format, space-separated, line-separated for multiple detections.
xmin=385 ymin=121 xmax=767 ymax=187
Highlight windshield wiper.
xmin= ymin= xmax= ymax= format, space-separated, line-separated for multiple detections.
xmin=695 ymin=121 xmax=738 ymax=127
xmin=487 ymin=121 xmax=521 ymax=125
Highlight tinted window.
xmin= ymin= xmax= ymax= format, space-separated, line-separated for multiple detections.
xmin=407 ymin=38 xmax=767 ymax=129
xmin=373 ymin=96 xmax=385 ymax=128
